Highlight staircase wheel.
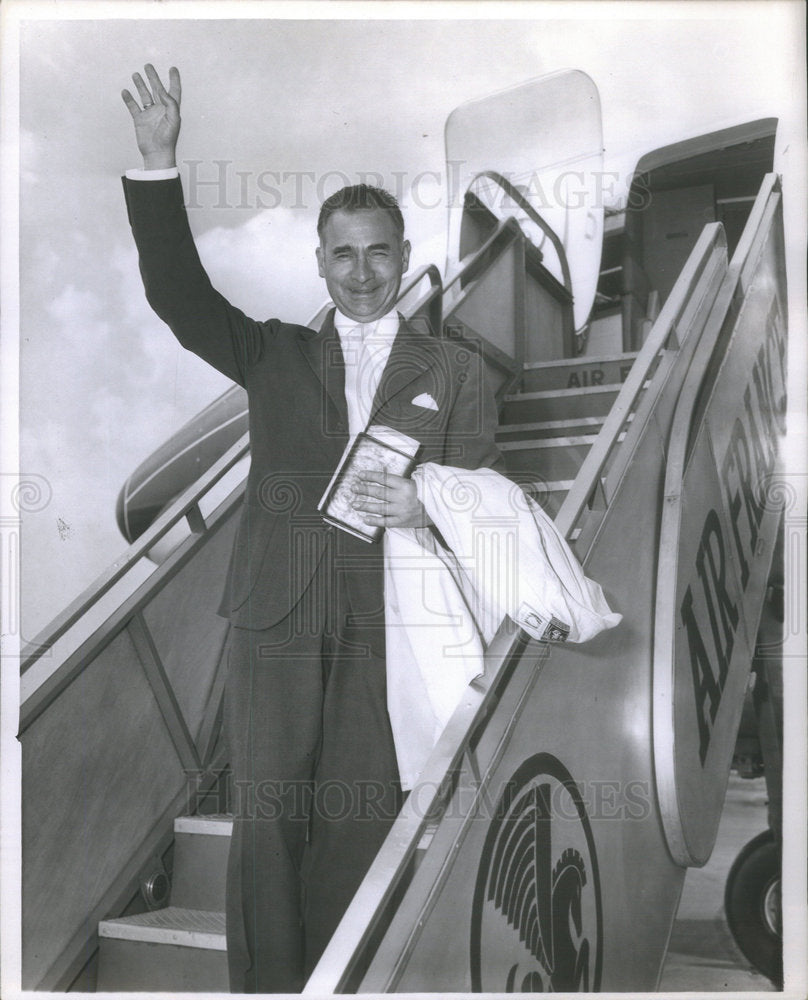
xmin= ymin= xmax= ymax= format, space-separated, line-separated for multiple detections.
xmin=724 ymin=829 xmax=782 ymax=988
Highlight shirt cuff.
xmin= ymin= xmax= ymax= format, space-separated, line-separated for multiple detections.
xmin=125 ymin=167 xmax=179 ymax=181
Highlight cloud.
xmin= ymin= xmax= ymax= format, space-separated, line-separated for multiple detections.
xmin=194 ymin=206 xmax=326 ymax=323
xmin=20 ymin=222 xmax=230 ymax=632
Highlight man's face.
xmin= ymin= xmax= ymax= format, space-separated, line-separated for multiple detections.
xmin=316 ymin=208 xmax=411 ymax=322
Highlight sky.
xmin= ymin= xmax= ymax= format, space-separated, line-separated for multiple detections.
xmin=3 ymin=0 xmax=806 ymax=637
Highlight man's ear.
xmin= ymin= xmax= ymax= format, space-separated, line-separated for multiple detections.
xmin=401 ymin=239 xmax=411 ymax=273
xmin=316 ymin=245 xmax=325 ymax=278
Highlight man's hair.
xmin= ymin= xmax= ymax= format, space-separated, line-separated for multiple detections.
xmin=317 ymin=184 xmax=405 ymax=241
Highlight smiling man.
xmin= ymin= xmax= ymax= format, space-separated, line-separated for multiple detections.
xmin=121 ymin=64 xmax=501 ymax=993
xmin=317 ymin=191 xmax=411 ymax=321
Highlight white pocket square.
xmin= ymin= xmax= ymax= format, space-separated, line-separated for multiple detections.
xmin=411 ymin=392 xmax=439 ymax=411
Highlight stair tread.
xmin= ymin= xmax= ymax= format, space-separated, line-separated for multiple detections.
xmin=522 ymin=352 xmax=637 ymax=370
xmin=497 ymin=416 xmax=603 ymax=434
xmin=99 ymin=906 xmax=226 ymax=950
xmin=505 ymin=384 xmax=619 ymax=402
xmin=499 ymin=434 xmax=597 ymax=451
xmin=498 ymin=411 xmax=632 ymax=436
xmin=174 ymin=814 xmax=234 ymax=836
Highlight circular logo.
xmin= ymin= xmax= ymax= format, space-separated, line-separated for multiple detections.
xmin=470 ymin=753 xmax=602 ymax=992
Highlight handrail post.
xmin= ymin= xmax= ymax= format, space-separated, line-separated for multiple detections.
xmin=185 ymin=503 xmax=207 ymax=535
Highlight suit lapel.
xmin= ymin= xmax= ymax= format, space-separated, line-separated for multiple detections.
xmin=296 ymin=310 xmax=440 ymax=431
xmin=296 ymin=308 xmax=349 ymax=428
xmin=369 ymin=315 xmax=440 ymax=424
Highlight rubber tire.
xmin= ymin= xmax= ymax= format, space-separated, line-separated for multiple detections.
xmin=724 ymin=829 xmax=782 ymax=988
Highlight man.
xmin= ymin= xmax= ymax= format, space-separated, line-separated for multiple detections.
xmin=121 ymin=64 xmax=502 ymax=992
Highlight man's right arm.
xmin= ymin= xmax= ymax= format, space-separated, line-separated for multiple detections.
xmin=121 ymin=65 xmax=263 ymax=386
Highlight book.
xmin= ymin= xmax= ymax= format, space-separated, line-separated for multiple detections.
xmin=317 ymin=425 xmax=421 ymax=542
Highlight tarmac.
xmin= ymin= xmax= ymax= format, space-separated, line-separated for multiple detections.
xmin=658 ymin=773 xmax=778 ymax=993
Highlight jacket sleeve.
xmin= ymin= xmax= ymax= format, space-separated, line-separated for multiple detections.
xmin=122 ymin=175 xmax=266 ymax=387
xmin=445 ymin=346 xmax=505 ymax=472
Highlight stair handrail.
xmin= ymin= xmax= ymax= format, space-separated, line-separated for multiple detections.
xmin=443 ymin=214 xmax=525 ymax=299
xmin=554 ymin=222 xmax=729 ymax=540
xmin=397 ymin=261 xmax=443 ymax=303
xmin=461 ymin=170 xmax=573 ymax=295
xmin=395 ymin=262 xmax=444 ymax=336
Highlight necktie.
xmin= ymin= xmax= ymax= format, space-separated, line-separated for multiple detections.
xmin=344 ymin=323 xmax=373 ymax=436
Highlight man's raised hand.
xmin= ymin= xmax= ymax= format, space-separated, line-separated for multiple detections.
xmin=121 ymin=64 xmax=182 ymax=170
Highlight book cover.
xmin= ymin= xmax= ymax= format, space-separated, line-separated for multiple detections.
xmin=317 ymin=425 xmax=421 ymax=542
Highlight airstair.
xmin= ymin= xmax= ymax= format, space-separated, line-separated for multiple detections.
xmin=18 ymin=74 xmax=786 ymax=993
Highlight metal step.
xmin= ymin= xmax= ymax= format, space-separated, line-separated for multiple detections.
xmin=171 ymin=814 xmax=232 ymax=912
xmin=174 ymin=814 xmax=234 ymax=835
xmin=99 ymin=905 xmax=226 ymax=949
xmin=520 ymin=352 xmax=638 ymax=392
xmin=500 ymin=434 xmax=598 ymax=481
xmin=496 ymin=414 xmax=604 ymax=442
xmin=501 ymin=384 xmax=620 ymax=424
xmin=97 ymin=907 xmax=228 ymax=992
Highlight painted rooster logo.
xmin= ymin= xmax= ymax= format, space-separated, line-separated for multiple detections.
xmin=487 ymin=783 xmax=590 ymax=991
xmin=470 ymin=754 xmax=601 ymax=993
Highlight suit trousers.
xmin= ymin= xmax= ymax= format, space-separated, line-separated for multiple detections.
xmin=223 ymin=552 xmax=402 ymax=993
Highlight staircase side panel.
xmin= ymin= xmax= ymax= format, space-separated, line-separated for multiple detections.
xmin=450 ymin=244 xmax=520 ymax=361
xmin=21 ymin=626 xmax=187 ymax=988
xmin=141 ymin=515 xmax=236 ymax=746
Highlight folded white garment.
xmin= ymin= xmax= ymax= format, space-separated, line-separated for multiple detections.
xmin=384 ymin=463 xmax=621 ymax=789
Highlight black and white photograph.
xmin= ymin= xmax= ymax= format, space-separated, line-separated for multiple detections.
xmin=1 ymin=2 xmax=806 ymax=997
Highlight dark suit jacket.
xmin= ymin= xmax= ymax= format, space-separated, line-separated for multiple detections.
xmin=122 ymin=176 xmax=502 ymax=629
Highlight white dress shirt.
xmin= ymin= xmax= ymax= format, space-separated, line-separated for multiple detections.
xmin=125 ymin=167 xmax=180 ymax=181
xmin=333 ymin=309 xmax=400 ymax=439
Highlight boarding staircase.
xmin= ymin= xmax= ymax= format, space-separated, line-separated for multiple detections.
xmin=18 ymin=156 xmax=786 ymax=991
